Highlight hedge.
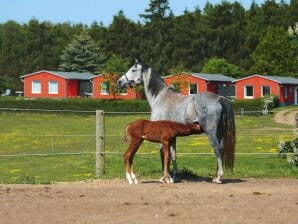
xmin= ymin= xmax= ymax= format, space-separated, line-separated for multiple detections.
xmin=0 ymin=96 xmax=272 ymax=114
xmin=0 ymin=97 xmax=151 ymax=112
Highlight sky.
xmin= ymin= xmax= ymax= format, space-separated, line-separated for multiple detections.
xmin=0 ymin=0 xmax=288 ymax=26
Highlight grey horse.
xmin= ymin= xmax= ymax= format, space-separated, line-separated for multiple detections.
xmin=118 ymin=60 xmax=236 ymax=183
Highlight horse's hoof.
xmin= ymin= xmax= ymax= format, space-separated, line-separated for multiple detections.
xmin=212 ymin=177 xmax=222 ymax=184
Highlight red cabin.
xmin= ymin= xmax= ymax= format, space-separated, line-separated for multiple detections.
xmin=163 ymin=73 xmax=235 ymax=97
xmin=234 ymin=75 xmax=298 ymax=105
xmin=91 ymin=74 xmax=142 ymax=100
xmin=21 ymin=70 xmax=93 ymax=98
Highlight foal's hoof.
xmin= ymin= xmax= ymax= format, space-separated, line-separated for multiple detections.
xmin=212 ymin=177 xmax=222 ymax=184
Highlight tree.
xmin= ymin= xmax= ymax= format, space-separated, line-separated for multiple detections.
xmin=202 ymin=58 xmax=242 ymax=78
xmin=139 ymin=0 xmax=171 ymax=74
xmin=104 ymin=11 xmax=140 ymax=59
xmin=251 ymin=27 xmax=298 ymax=76
xmin=59 ymin=32 xmax=106 ymax=73
xmin=101 ymin=54 xmax=130 ymax=99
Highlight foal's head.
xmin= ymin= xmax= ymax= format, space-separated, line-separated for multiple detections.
xmin=188 ymin=122 xmax=203 ymax=134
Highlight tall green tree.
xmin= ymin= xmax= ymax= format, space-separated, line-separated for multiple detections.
xmin=0 ymin=21 xmax=27 ymax=90
xmin=59 ymin=32 xmax=106 ymax=73
xmin=104 ymin=11 xmax=140 ymax=59
xmin=251 ymin=27 xmax=298 ymax=76
xmin=139 ymin=0 xmax=171 ymax=74
xmin=202 ymin=57 xmax=242 ymax=78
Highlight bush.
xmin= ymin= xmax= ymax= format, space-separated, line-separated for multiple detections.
xmin=230 ymin=98 xmax=263 ymax=113
xmin=261 ymin=95 xmax=279 ymax=115
xmin=0 ymin=97 xmax=150 ymax=112
xmin=278 ymin=136 xmax=298 ymax=166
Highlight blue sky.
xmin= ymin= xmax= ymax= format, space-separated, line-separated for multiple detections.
xmin=0 ymin=0 xmax=287 ymax=26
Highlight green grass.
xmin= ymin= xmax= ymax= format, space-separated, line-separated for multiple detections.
xmin=0 ymin=111 xmax=297 ymax=184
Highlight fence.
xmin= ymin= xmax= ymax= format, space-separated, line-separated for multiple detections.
xmin=0 ymin=108 xmax=296 ymax=183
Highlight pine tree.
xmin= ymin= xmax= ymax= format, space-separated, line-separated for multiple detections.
xmin=59 ymin=32 xmax=106 ymax=73
xmin=139 ymin=0 xmax=171 ymax=74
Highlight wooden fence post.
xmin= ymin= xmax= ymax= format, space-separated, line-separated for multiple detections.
xmin=96 ymin=110 xmax=105 ymax=176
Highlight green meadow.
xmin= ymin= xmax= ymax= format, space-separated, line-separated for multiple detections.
xmin=0 ymin=111 xmax=297 ymax=184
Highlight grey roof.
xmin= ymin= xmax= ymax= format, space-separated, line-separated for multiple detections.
xmin=20 ymin=70 xmax=94 ymax=80
xmin=191 ymin=73 xmax=235 ymax=82
xmin=263 ymin=75 xmax=298 ymax=84
xmin=234 ymin=75 xmax=298 ymax=85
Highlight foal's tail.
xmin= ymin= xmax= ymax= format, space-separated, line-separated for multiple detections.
xmin=219 ymin=96 xmax=236 ymax=171
xmin=124 ymin=125 xmax=130 ymax=143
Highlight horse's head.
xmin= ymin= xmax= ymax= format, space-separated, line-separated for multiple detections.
xmin=118 ymin=59 xmax=144 ymax=89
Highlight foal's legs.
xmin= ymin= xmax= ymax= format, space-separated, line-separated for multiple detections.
xmin=159 ymin=139 xmax=177 ymax=183
xmin=124 ymin=137 xmax=143 ymax=184
xmin=162 ymin=141 xmax=173 ymax=183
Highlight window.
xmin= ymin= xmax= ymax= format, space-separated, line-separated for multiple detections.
xmin=118 ymin=87 xmax=128 ymax=95
xmin=284 ymin=86 xmax=288 ymax=99
xmin=244 ymin=85 xmax=253 ymax=98
xmin=189 ymin=83 xmax=198 ymax=95
xmin=48 ymin=81 xmax=58 ymax=94
xmin=261 ymin=86 xmax=270 ymax=96
xmin=101 ymin=82 xmax=109 ymax=95
xmin=32 ymin=81 xmax=41 ymax=94
xmin=172 ymin=83 xmax=180 ymax=93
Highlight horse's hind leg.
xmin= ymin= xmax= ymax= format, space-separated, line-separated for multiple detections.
xmin=170 ymin=139 xmax=177 ymax=182
xmin=208 ymin=133 xmax=224 ymax=184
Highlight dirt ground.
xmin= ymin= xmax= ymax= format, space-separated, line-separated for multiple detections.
xmin=274 ymin=108 xmax=298 ymax=126
xmin=0 ymin=178 xmax=297 ymax=224
xmin=1 ymin=108 xmax=297 ymax=224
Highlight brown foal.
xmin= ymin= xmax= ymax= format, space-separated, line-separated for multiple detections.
xmin=124 ymin=119 xmax=203 ymax=184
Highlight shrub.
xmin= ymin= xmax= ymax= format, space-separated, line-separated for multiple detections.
xmin=278 ymin=135 xmax=298 ymax=166
xmin=261 ymin=95 xmax=280 ymax=115
xmin=0 ymin=97 xmax=150 ymax=112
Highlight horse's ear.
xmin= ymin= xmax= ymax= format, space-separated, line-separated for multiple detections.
xmin=135 ymin=58 xmax=141 ymax=64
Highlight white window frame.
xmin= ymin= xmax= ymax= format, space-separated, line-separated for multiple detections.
xmin=48 ymin=81 xmax=58 ymax=94
xmin=244 ymin=85 xmax=254 ymax=99
xmin=118 ymin=87 xmax=128 ymax=95
xmin=32 ymin=80 xmax=41 ymax=94
xmin=188 ymin=83 xmax=198 ymax=95
xmin=100 ymin=82 xmax=109 ymax=95
xmin=261 ymin=85 xmax=271 ymax=97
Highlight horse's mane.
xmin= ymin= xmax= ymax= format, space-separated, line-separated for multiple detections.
xmin=146 ymin=68 xmax=167 ymax=97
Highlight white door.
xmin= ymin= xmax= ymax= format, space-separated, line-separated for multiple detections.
xmin=295 ymin=87 xmax=298 ymax=105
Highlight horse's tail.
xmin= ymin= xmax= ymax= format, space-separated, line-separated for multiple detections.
xmin=218 ymin=96 xmax=236 ymax=171
xmin=124 ymin=125 xmax=130 ymax=143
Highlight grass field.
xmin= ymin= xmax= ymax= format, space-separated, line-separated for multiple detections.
xmin=0 ymin=111 xmax=297 ymax=184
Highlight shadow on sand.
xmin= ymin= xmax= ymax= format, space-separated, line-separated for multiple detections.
xmin=141 ymin=167 xmax=245 ymax=185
